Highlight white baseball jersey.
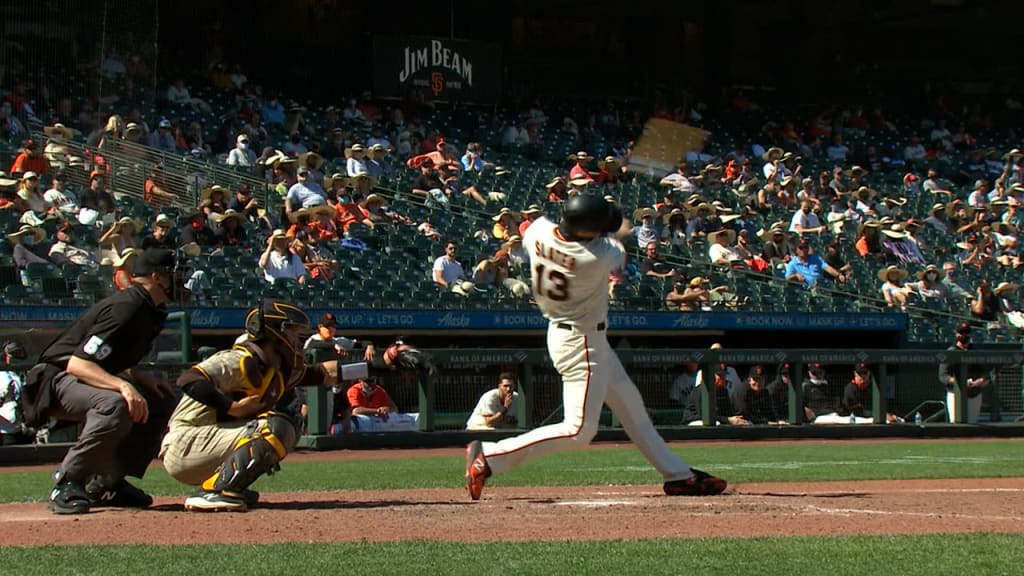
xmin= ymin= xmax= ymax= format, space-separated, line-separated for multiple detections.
xmin=522 ymin=217 xmax=623 ymax=326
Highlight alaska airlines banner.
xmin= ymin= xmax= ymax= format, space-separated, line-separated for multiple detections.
xmin=373 ymin=36 xmax=501 ymax=103
xmin=0 ymin=307 xmax=905 ymax=332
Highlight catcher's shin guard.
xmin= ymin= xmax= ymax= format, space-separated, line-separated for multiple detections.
xmin=201 ymin=414 xmax=297 ymax=494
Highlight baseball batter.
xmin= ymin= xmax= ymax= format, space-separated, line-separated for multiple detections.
xmin=465 ymin=194 xmax=726 ymax=499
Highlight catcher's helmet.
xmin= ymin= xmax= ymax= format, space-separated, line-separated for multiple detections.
xmin=559 ymin=194 xmax=622 ymax=241
xmin=245 ymin=299 xmax=310 ymax=369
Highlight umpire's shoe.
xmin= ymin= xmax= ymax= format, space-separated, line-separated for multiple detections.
xmin=87 ymin=477 xmax=154 ymax=509
xmin=465 ymin=440 xmax=491 ymax=501
xmin=48 ymin=478 xmax=92 ymax=515
xmin=663 ymin=468 xmax=727 ymax=496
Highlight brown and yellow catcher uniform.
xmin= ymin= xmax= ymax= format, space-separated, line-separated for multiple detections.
xmin=160 ymin=341 xmax=337 ymax=487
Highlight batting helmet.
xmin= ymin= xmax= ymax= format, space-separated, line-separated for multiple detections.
xmin=245 ymin=299 xmax=311 ymax=370
xmin=559 ymin=194 xmax=622 ymax=241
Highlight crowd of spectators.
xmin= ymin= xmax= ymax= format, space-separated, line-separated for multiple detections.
xmin=3 ymin=66 xmax=1024 ymax=342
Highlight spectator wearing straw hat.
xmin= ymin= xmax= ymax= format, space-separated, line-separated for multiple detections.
xmin=707 ymin=228 xmax=740 ymax=266
xmin=568 ymin=151 xmax=595 ymax=183
xmin=631 ymin=208 xmax=661 ymax=249
xmin=545 ymin=176 xmax=568 ymax=203
xmin=878 ymin=265 xmax=911 ymax=309
xmin=106 ymin=249 xmax=139 ymax=291
xmin=298 ymin=151 xmax=326 ymax=186
xmin=596 ymin=156 xmax=623 ymax=185
xmin=366 ymin=144 xmax=392 ymax=179
xmin=491 ymin=208 xmax=518 ymax=242
xmin=881 ymin=223 xmax=924 ymax=265
xmin=7 ymin=224 xmax=49 ymax=270
xmin=904 ymin=264 xmax=952 ymax=308
xmin=42 ymin=123 xmax=73 ymax=170
xmin=212 ymin=210 xmax=248 ymax=249
xmin=992 ymin=282 xmax=1024 ymax=329
xmin=99 ymin=217 xmax=142 ymax=261
xmin=259 ymin=229 xmax=306 ymax=285
xmin=517 ymin=204 xmax=543 ymax=235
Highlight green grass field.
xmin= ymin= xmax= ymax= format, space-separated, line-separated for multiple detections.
xmin=1 ymin=440 xmax=1021 ymax=575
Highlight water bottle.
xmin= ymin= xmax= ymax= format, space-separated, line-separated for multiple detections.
xmin=914 ymin=411 xmax=923 ymax=425
xmin=849 ymin=411 xmax=856 ymax=425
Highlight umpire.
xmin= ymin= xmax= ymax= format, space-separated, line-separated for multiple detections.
xmin=20 ymin=248 xmax=181 ymax=514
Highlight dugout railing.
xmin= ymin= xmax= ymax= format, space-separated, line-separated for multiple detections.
xmin=300 ymin=347 xmax=1024 ymax=435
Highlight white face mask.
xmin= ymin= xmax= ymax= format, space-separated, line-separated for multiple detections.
xmin=238 ymin=141 xmax=248 ymax=150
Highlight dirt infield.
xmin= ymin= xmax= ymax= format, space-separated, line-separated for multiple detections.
xmin=2 ymin=477 xmax=1022 ymax=546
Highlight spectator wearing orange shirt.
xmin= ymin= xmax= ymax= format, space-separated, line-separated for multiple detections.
xmin=9 ymin=140 xmax=49 ymax=176
xmin=406 ymin=138 xmax=456 ymax=171
xmin=333 ymin=191 xmax=373 ymax=232
xmin=568 ymin=151 xmax=595 ymax=183
xmin=309 ymin=205 xmax=340 ymax=242
xmin=518 ymin=204 xmax=543 ymax=235
xmin=347 ymin=377 xmax=398 ymax=421
xmin=545 ymin=177 xmax=568 ymax=203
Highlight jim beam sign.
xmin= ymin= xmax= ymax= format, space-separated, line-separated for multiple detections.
xmin=374 ymin=36 xmax=501 ymax=103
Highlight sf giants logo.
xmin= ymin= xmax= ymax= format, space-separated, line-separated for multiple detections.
xmin=431 ymin=72 xmax=444 ymax=96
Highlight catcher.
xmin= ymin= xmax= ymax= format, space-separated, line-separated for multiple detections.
xmin=159 ymin=299 xmax=433 ymax=512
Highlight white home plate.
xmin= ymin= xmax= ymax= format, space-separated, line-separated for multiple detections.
xmin=555 ymin=499 xmax=637 ymax=507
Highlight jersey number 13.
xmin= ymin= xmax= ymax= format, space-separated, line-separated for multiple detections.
xmin=532 ymin=263 xmax=571 ymax=301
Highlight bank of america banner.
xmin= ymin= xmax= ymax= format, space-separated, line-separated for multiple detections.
xmin=373 ymin=36 xmax=501 ymax=103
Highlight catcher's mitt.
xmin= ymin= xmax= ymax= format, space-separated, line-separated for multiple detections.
xmin=385 ymin=343 xmax=436 ymax=379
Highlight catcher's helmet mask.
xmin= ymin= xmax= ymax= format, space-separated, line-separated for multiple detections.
xmin=558 ymin=194 xmax=622 ymax=241
xmin=245 ymin=299 xmax=310 ymax=370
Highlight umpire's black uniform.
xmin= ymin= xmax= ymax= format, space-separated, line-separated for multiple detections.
xmin=21 ymin=249 xmax=179 ymax=513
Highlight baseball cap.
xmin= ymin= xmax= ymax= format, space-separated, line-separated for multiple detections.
xmin=158 ymin=118 xmax=172 ymax=129
xmin=956 ymin=322 xmax=972 ymax=335
xmin=3 ymin=340 xmax=26 ymax=360
xmin=89 ymin=169 xmax=105 ymax=181
xmin=132 ymin=248 xmax=176 ymax=276
xmin=21 ymin=171 xmax=38 ymax=180
xmin=809 ymin=363 xmax=826 ymax=377
xmin=688 ymin=276 xmax=706 ymax=287
xmin=320 ymin=313 xmax=337 ymax=327
xmin=154 ymin=214 xmax=173 ymax=227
